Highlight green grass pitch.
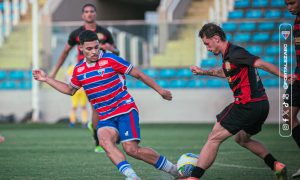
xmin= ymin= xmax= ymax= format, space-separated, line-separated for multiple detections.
xmin=0 ymin=123 xmax=299 ymax=180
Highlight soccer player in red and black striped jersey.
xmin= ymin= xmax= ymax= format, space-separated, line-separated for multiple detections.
xmin=182 ymin=23 xmax=293 ymax=180
xmin=285 ymin=0 xmax=300 ymax=178
xmin=33 ymin=30 xmax=181 ymax=180
xmin=49 ymin=4 xmax=118 ymax=153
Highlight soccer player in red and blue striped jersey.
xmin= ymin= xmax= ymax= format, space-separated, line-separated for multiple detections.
xmin=33 ymin=30 xmax=181 ymax=180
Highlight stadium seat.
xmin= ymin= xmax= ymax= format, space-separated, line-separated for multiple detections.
xmin=264 ymin=78 xmax=279 ymax=87
xmin=142 ymin=68 xmax=158 ymax=78
xmin=0 ymin=70 xmax=6 ymax=80
xmin=206 ymin=79 xmax=225 ymax=88
xmin=156 ymin=79 xmax=169 ymax=88
xmin=201 ymin=58 xmax=218 ymax=68
xmin=233 ymin=32 xmax=251 ymax=43
xmin=252 ymin=0 xmax=269 ymax=8
xmin=252 ymin=32 xmax=270 ymax=42
xmin=228 ymin=10 xmax=244 ymax=19
xmin=247 ymin=45 xmax=263 ymax=55
xmin=263 ymin=56 xmax=276 ymax=64
xmin=222 ymin=22 xmax=237 ymax=32
xmin=271 ymin=0 xmax=285 ymax=7
xmin=265 ymin=45 xmax=279 ymax=55
xmin=135 ymin=81 xmax=148 ymax=88
xmin=245 ymin=10 xmax=263 ymax=19
xmin=226 ymin=33 xmax=232 ymax=41
xmin=159 ymin=68 xmax=176 ymax=78
xmin=125 ymin=79 xmax=135 ymax=88
xmin=0 ymin=3 xmax=3 ymax=11
xmin=265 ymin=10 xmax=281 ymax=18
xmin=258 ymin=22 xmax=276 ymax=31
xmin=19 ymin=80 xmax=32 ymax=89
xmin=8 ymin=70 xmax=25 ymax=80
xmin=0 ymin=81 xmax=17 ymax=89
xmin=257 ymin=69 xmax=269 ymax=77
xmin=234 ymin=0 xmax=250 ymax=8
xmin=271 ymin=33 xmax=279 ymax=42
xmin=187 ymin=79 xmax=205 ymax=88
xmin=284 ymin=11 xmax=295 ymax=18
xmin=239 ymin=22 xmax=256 ymax=31
xmin=177 ymin=68 xmax=193 ymax=78
xmin=170 ymin=79 xmax=187 ymax=88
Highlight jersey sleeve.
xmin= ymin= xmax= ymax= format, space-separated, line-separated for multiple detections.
xmin=109 ymin=54 xmax=133 ymax=74
xmin=69 ymin=67 xmax=81 ymax=89
xmin=67 ymin=30 xmax=77 ymax=47
xmin=229 ymin=47 xmax=259 ymax=66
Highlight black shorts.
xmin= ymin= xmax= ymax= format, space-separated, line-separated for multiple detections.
xmin=216 ymin=100 xmax=269 ymax=135
xmin=284 ymin=81 xmax=300 ymax=108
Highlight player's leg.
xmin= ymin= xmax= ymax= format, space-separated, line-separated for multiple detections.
xmin=98 ymin=126 xmax=140 ymax=179
xmin=90 ymin=104 xmax=104 ymax=153
xmin=119 ymin=110 xmax=180 ymax=178
xmin=0 ymin=134 xmax=5 ymax=143
xmin=79 ymin=91 xmax=88 ymax=128
xmin=69 ymin=93 xmax=79 ymax=128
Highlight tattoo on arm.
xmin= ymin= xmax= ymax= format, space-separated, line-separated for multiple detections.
xmin=203 ymin=68 xmax=225 ymax=78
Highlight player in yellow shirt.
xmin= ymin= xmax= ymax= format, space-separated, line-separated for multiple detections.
xmin=67 ymin=65 xmax=88 ymax=128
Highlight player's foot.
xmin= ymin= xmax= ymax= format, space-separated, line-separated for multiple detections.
xmin=69 ymin=122 xmax=75 ymax=128
xmin=87 ymin=121 xmax=93 ymax=133
xmin=292 ymin=168 xmax=300 ymax=178
xmin=274 ymin=161 xmax=287 ymax=180
xmin=0 ymin=135 xmax=5 ymax=143
xmin=94 ymin=146 xmax=105 ymax=153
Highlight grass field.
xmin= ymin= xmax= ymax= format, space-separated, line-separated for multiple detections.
xmin=0 ymin=123 xmax=299 ymax=180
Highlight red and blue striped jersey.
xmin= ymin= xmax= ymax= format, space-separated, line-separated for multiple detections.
xmin=70 ymin=51 xmax=138 ymax=121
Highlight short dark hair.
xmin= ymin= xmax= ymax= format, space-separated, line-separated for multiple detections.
xmin=79 ymin=30 xmax=98 ymax=45
xmin=199 ymin=23 xmax=226 ymax=41
xmin=82 ymin=3 xmax=96 ymax=13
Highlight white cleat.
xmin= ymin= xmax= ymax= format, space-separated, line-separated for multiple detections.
xmin=292 ymin=168 xmax=300 ymax=179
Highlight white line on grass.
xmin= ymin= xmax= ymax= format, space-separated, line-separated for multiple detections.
xmin=214 ymin=162 xmax=269 ymax=170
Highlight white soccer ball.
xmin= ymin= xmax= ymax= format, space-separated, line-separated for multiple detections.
xmin=177 ymin=153 xmax=199 ymax=177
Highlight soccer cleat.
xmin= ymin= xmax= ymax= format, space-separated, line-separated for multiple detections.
xmin=274 ymin=161 xmax=287 ymax=180
xmin=292 ymin=168 xmax=300 ymax=178
xmin=94 ymin=146 xmax=105 ymax=153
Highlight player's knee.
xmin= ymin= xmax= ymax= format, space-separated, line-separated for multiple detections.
xmin=234 ymin=135 xmax=249 ymax=146
xmin=123 ymin=145 xmax=139 ymax=158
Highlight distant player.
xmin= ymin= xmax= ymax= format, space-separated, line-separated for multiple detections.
xmin=284 ymin=0 xmax=300 ymax=178
xmin=0 ymin=135 xmax=5 ymax=143
xmin=181 ymin=23 xmax=294 ymax=180
xmin=66 ymin=64 xmax=88 ymax=128
xmin=49 ymin=3 xmax=118 ymax=153
xmin=33 ymin=30 xmax=181 ymax=180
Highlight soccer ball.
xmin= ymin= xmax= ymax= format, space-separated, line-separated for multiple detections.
xmin=177 ymin=153 xmax=199 ymax=177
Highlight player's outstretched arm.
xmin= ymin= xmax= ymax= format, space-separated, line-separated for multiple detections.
xmin=33 ymin=69 xmax=78 ymax=96
xmin=253 ymin=58 xmax=296 ymax=83
xmin=190 ymin=65 xmax=226 ymax=78
xmin=49 ymin=44 xmax=72 ymax=78
xmin=129 ymin=67 xmax=172 ymax=101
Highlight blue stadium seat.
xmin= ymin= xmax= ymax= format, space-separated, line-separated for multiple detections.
xmin=170 ymin=79 xmax=187 ymax=88
xmin=142 ymin=68 xmax=158 ymax=78
xmin=247 ymin=45 xmax=263 ymax=55
xmin=265 ymin=10 xmax=282 ymax=18
xmin=258 ymin=22 xmax=276 ymax=31
xmin=263 ymin=56 xmax=276 ymax=64
xmin=0 ymin=70 xmax=6 ymax=80
xmin=252 ymin=0 xmax=269 ymax=8
xmin=264 ymin=78 xmax=279 ymax=87
xmin=265 ymin=45 xmax=279 ymax=55
xmin=245 ymin=10 xmax=263 ymax=18
xmin=201 ymin=58 xmax=217 ymax=68
xmin=135 ymin=81 xmax=148 ymax=88
xmin=0 ymin=3 xmax=3 ymax=11
xmin=233 ymin=32 xmax=251 ymax=42
xmin=0 ymin=81 xmax=17 ymax=89
xmin=125 ymin=79 xmax=135 ymax=88
xmin=222 ymin=22 xmax=237 ymax=32
xmin=252 ymin=32 xmax=270 ymax=42
xmin=8 ymin=70 xmax=25 ymax=80
xmin=206 ymin=79 xmax=225 ymax=88
xmin=271 ymin=0 xmax=285 ymax=7
xmin=177 ymin=68 xmax=193 ymax=78
xmin=234 ymin=0 xmax=250 ymax=8
xmin=156 ymin=79 xmax=169 ymax=88
xmin=271 ymin=33 xmax=279 ymax=42
xmin=226 ymin=33 xmax=232 ymax=41
xmin=239 ymin=22 xmax=256 ymax=31
xmin=187 ymin=79 xmax=205 ymax=88
xmin=257 ymin=69 xmax=269 ymax=77
xmin=19 ymin=80 xmax=32 ymax=89
xmin=159 ymin=68 xmax=176 ymax=78
xmin=228 ymin=10 xmax=244 ymax=19
xmin=284 ymin=11 xmax=295 ymax=18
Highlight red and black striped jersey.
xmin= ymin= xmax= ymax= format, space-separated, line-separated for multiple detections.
xmin=68 ymin=25 xmax=114 ymax=62
xmin=294 ymin=16 xmax=300 ymax=80
xmin=222 ymin=43 xmax=268 ymax=104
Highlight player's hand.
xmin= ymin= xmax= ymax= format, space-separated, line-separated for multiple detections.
xmin=190 ymin=66 xmax=204 ymax=75
xmin=160 ymin=89 xmax=172 ymax=101
xmin=287 ymin=74 xmax=297 ymax=84
xmin=32 ymin=69 xmax=48 ymax=82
